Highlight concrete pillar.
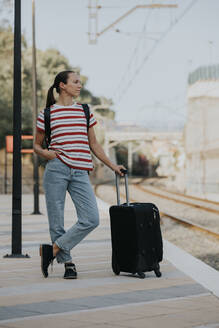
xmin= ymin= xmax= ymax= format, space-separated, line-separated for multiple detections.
xmin=104 ymin=136 xmax=109 ymax=156
xmin=128 ymin=142 xmax=133 ymax=175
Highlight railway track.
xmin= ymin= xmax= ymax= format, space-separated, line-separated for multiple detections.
xmin=95 ymin=183 xmax=219 ymax=242
xmin=134 ymin=184 xmax=219 ymax=215
xmin=95 ymin=181 xmax=219 ymax=270
xmin=137 ymin=177 xmax=219 ymax=205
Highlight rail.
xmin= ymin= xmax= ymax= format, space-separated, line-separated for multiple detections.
xmin=94 ymin=184 xmax=219 ymax=242
xmin=134 ymin=184 xmax=219 ymax=215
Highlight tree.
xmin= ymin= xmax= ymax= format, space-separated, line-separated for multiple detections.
xmin=0 ymin=0 xmax=12 ymax=27
xmin=0 ymin=26 xmax=14 ymax=147
xmin=0 ymin=26 xmax=111 ymax=148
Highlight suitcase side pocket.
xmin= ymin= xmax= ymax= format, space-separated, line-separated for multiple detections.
xmin=153 ymin=206 xmax=163 ymax=262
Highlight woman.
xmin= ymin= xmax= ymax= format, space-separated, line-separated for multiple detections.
xmin=34 ymin=70 xmax=125 ymax=279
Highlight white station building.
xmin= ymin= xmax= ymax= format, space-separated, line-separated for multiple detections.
xmin=185 ymin=64 xmax=219 ymax=201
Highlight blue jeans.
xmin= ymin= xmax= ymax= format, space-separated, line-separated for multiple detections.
xmin=43 ymin=158 xmax=99 ymax=263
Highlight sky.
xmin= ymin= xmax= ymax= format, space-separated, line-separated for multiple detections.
xmin=9 ymin=0 xmax=219 ymax=129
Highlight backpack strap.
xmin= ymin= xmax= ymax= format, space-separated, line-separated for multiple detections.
xmin=82 ymin=104 xmax=90 ymax=132
xmin=44 ymin=107 xmax=51 ymax=149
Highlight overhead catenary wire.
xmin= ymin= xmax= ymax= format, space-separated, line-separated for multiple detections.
xmin=137 ymin=79 xmax=219 ymax=127
xmin=114 ymin=0 xmax=199 ymax=104
xmin=113 ymin=4 xmax=154 ymax=102
xmin=115 ymin=0 xmax=198 ymax=103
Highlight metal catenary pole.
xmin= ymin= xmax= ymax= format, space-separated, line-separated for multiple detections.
xmin=32 ymin=0 xmax=41 ymax=214
xmin=4 ymin=146 xmax=7 ymax=194
xmin=4 ymin=0 xmax=29 ymax=258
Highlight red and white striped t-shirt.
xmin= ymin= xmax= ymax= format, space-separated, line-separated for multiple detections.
xmin=36 ymin=103 xmax=97 ymax=171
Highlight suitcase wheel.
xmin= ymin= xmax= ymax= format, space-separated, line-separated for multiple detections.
xmin=154 ymin=269 xmax=162 ymax=277
xmin=137 ymin=272 xmax=145 ymax=279
xmin=112 ymin=254 xmax=120 ymax=275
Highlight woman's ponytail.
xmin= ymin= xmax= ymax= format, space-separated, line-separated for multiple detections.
xmin=46 ymin=85 xmax=56 ymax=108
xmin=46 ymin=71 xmax=75 ymax=108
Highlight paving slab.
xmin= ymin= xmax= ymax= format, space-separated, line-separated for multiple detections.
xmin=0 ymin=193 xmax=219 ymax=327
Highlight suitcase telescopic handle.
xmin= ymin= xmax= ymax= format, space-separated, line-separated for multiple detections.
xmin=115 ymin=169 xmax=130 ymax=206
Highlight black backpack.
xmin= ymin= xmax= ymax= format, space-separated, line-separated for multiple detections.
xmin=44 ymin=104 xmax=90 ymax=149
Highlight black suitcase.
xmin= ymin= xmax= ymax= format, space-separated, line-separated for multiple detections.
xmin=109 ymin=170 xmax=163 ymax=279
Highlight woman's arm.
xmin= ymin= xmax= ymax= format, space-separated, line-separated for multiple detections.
xmin=33 ymin=130 xmax=57 ymax=160
xmin=88 ymin=127 xmax=126 ymax=176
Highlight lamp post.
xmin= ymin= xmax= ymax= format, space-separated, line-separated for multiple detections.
xmin=32 ymin=0 xmax=41 ymax=214
xmin=4 ymin=0 xmax=29 ymax=258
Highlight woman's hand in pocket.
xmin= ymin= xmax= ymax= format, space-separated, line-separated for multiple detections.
xmin=44 ymin=150 xmax=61 ymax=161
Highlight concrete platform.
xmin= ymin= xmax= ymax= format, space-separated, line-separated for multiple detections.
xmin=0 ymin=194 xmax=219 ymax=328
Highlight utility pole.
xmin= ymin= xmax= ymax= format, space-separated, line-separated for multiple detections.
xmin=88 ymin=0 xmax=99 ymax=44
xmin=88 ymin=3 xmax=177 ymax=44
xmin=202 ymin=106 xmax=207 ymax=198
xmin=208 ymin=40 xmax=213 ymax=66
xmin=32 ymin=0 xmax=41 ymax=214
xmin=4 ymin=0 xmax=29 ymax=258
